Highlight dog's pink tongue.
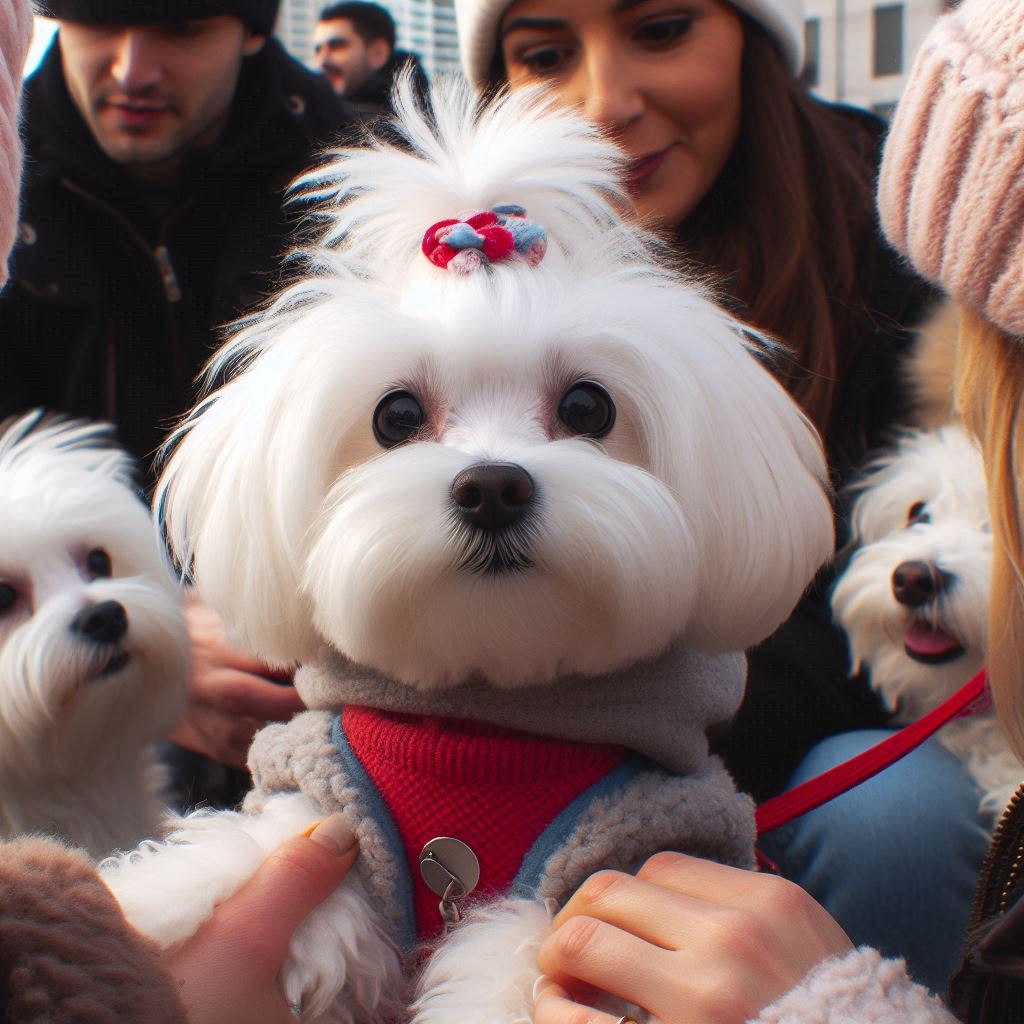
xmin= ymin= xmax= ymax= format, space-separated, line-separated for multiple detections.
xmin=904 ymin=620 xmax=960 ymax=656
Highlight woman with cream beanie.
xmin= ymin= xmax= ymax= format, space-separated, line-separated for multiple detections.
xmin=489 ymin=2 xmax=1024 ymax=1020
xmin=454 ymin=0 xmax=990 ymax=1000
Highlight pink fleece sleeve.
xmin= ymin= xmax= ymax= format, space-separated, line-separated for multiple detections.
xmin=752 ymin=947 xmax=960 ymax=1024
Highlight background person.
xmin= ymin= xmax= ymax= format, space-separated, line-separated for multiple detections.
xmin=454 ymin=0 xmax=989 ymax=994
xmin=0 ymin=0 xmax=359 ymax=809
xmin=314 ymin=1 xmax=427 ymax=113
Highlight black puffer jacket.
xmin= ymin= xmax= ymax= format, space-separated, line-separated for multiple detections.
xmin=1 ymin=36 xmax=356 ymax=475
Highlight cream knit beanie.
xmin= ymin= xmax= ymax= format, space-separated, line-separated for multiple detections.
xmin=878 ymin=0 xmax=1024 ymax=336
xmin=454 ymin=0 xmax=806 ymax=87
xmin=1 ymin=0 xmax=32 ymax=289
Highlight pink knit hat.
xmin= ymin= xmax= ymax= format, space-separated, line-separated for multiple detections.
xmin=877 ymin=0 xmax=1024 ymax=335
xmin=1 ymin=0 xmax=32 ymax=289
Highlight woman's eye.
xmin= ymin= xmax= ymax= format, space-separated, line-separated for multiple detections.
xmin=558 ymin=381 xmax=616 ymax=438
xmin=635 ymin=15 xmax=694 ymax=49
xmin=373 ymin=390 xmax=425 ymax=448
xmin=0 ymin=584 xmax=17 ymax=615
xmin=906 ymin=502 xmax=930 ymax=526
xmin=86 ymin=548 xmax=112 ymax=578
xmin=518 ymin=44 xmax=573 ymax=75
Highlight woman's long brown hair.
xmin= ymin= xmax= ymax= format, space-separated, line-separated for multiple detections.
xmin=678 ymin=20 xmax=877 ymax=447
xmin=956 ymin=309 xmax=1024 ymax=762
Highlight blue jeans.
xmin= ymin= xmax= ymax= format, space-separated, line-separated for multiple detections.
xmin=759 ymin=729 xmax=992 ymax=996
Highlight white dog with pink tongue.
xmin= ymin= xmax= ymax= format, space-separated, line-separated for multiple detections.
xmin=832 ymin=423 xmax=1018 ymax=815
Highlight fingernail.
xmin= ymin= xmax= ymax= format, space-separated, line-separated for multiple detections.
xmin=307 ymin=815 xmax=357 ymax=856
xmin=532 ymin=975 xmax=554 ymax=1001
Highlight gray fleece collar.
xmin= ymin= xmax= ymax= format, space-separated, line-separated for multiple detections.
xmin=293 ymin=642 xmax=746 ymax=776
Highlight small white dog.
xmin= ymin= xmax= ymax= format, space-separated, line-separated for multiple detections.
xmin=101 ymin=79 xmax=835 ymax=1023
xmin=831 ymin=423 xmax=1019 ymax=814
xmin=0 ymin=411 xmax=189 ymax=857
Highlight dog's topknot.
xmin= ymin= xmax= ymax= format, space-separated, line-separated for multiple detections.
xmin=292 ymin=72 xmax=638 ymax=266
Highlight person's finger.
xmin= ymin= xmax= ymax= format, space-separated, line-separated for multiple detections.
xmin=192 ymin=670 xmax=306 ymax=720
xmin=534 ymin=977 xmax=623 ymax=1024
xmin=636 ymin=853 xmax=852 ymax=957
xmin=205 ymin=815 xmax=359 ymax=966
xmin=538 ymin=915 xmax=680 ymax=1022
xmin=635 ymin=851 xmax=787 ymax=908
xmin=553 ymin=870 xmax=696 ymax=949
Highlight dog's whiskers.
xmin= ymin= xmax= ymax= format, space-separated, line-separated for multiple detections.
xmin=448 ymin=515 xmax=538 ymax=576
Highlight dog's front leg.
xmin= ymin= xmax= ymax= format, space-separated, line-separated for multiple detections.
xmin=100 ymin=791 xmax=324 ymax=946
xmin=101 ymin=791 xmax=404 ymax=1023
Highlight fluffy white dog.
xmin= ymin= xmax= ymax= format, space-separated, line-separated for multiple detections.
xmin=0 ymin=412 xmax=188 ymax=857
xmin=831 ymin=423 xmax=1018 ymax=814
xmin=101 ymin=79 xmax=834 ymax=1023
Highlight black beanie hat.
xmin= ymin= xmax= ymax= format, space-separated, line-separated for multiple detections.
xmin=35 ymin=0 xmax=281 ymax=36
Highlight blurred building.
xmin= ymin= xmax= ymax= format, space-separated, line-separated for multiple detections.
xmin=803 ymin=0 xmax=954 ymax=117
xmin=277 ymin=0 xmax=459 ymax=78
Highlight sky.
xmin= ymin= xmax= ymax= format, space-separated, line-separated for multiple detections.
xmin=25 ymin=18 xmax=58 ymax=75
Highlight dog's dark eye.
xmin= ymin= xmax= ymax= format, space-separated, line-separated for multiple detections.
xmin=86 ymin=548 xmax=112 ymax=578
xmin=373 ymin=390 xmax=424 ymax=448
xmin=907 ymin=502 xmax=930 ymax=526
xmin=558 ymin=382 xmax=615 ymax=438
xmin=0 ymin=584 xmax=17 ymax=614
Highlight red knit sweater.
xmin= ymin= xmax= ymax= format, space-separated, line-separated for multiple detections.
xmin=342 ymin=705 xmax=625 ymax=938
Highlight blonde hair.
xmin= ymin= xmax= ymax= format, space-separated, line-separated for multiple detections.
xmin=956 ymin=308 xmax=1024 ymax=761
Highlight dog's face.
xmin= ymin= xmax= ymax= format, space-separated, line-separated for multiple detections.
xmin=831 ymin=424 xmax=991 ymax=720
xmin=161 ymin=252 xmax=833 ymax=691
xmin=0 ymin=416 xmax=188 ymax=772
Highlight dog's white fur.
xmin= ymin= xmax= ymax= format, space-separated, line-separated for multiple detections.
xmin=832 ymin=424 xmax=1019 ymax=814
xmin=0 ymin=412 xmax=189 ymax=857
xmin=102 ymin=78 xmax=835 ymax=1023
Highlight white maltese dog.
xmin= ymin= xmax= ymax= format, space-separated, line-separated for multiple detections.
xmin=0 ymin=411 xmax=188 ymax=858
xmin=831 ymin=423 xmax=1018 ymax=814
xmin=101 ymin=79 xmax=834 ymax=1023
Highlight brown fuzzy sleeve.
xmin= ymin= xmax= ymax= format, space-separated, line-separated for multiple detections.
xmin=0 ymin=835 xmax=186 ymax=1024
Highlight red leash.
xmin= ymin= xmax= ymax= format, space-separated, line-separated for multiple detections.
xmin=755 ymin=668 xmax=990 ymax=839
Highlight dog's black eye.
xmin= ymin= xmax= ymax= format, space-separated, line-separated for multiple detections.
xmin=373 ymin=390 xmax=424 ymax=448
xmin=0 ymin=584 xmax=16 ymax=614
xmin=558 ymin=382 xmax=615 ymax=438
xmin=907 ymin=502 xmax=930 ymax=526
xmin=86 ymin=548 xmax=112 ymax=578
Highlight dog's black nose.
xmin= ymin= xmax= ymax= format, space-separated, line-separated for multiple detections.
xmin=892 ymin=561 xmax=947 ymax=607
xmin=451 ymin=463 xmax=535 ymax=531
xmin=72 ymin=600 xmax=128 ymax=644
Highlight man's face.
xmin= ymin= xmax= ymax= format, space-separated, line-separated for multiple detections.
xmin=59 ymin=16 xmax=265 ymax=180
xmin=313 ymin=17 xmax=389 ymax=96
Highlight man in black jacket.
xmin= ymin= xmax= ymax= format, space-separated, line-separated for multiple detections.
xmin=3 ymin=0 xmax=354 ymax=471
xmin=1 ymin=0 xmax=360 ymax=808
xmin=314 ymin=1 xmax=427 ymax=114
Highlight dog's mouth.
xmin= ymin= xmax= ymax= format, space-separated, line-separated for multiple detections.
xmin=452 ymin=523 xmax=535 ymax=576
xmin=903 ymin=619 xmax=965 ymax=665
xmin=90 ymin=650 xmax=133 ymax=681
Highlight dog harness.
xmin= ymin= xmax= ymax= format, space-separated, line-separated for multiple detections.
xmin=340 ymin=705 xmax=625 ymax=937
xmin=247 ymin=652 xmax=757 ymax=954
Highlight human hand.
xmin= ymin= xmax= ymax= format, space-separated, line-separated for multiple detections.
xmin=534 ymin=852 xmax=853 ymax=1024
xmin=163 ymin=814 xmax=358 ymax=1024
xmin=170 ymin=594 xmax=306 ymax=768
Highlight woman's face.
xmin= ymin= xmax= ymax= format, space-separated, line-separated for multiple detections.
xmin=499 ymin=0 xmax=745 ymax=231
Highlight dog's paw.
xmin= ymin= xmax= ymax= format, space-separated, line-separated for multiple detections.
xmin=282 ymin=877 xmax=406 ymax=1024
xmin=100 ymin=792 xmax=321 ymax=946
